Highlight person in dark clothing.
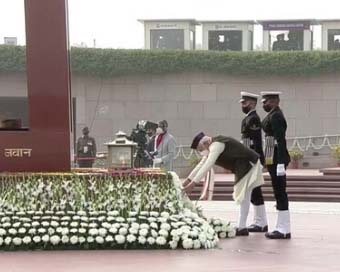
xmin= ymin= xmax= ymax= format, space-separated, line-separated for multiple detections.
xmin=76 ymin=127 xmax=97 ymax=168
xmin=239 ymin=92 xmax=268 ymax=233
xmin=183 ymin=133 xmax=265 ymax=236
xmin=261 ymin=91 xmax=291 ymax=239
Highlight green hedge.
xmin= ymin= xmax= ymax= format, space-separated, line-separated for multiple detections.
xmin=1 ymin=45 xmax=340 ymax=77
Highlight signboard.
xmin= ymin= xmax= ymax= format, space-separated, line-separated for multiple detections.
xmin=262 ymin=21 xmax=310 ymax=31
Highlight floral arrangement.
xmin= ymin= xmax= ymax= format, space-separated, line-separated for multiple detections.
xmin=0 ymin=171 xmax=235 ymax=251
xmin=288 ymin=148 xmax=304 ymax=161
xmin=331 ymin=144 xmax=340 ymax=161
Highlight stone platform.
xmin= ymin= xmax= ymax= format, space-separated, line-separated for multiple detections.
xmin=1 ymin=200 xmax=340 ymax=272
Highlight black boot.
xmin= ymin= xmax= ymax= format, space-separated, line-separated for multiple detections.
xmin=265 ymin=230 xmax=291 ymax=239
xmin=247 ymin=224 xmax=268 ymax=232
xmin=236 ymin=228 xmax=249 ymax=236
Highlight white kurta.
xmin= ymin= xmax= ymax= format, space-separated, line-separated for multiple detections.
xmin=187 ymin=142 xmax=264 ymax=204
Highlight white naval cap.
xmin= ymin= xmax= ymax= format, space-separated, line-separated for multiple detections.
xmin=239 ymin=91 xmax=260 ymax=103
xmin=260 ymin=91 xmax=282 ymax=102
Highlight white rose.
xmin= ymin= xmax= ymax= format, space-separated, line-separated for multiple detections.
xmin=169 ymin=240 xmax=178 ymax=249
xmin=116 ymin=217 xmax=125 ymax=223
xmin=50 ymin=235 xmax=60 ymax=245
xmin=62 ymin=235 xmax=69 ymax=244
xmin=48 ymin=228 xmax=56 ymax=235
xmin=140 ymin=211 xmax=149 ymax=216
xmin=138 ymin=236 xmax=146 ymax=245
xmin=98 ymin=216 xmax=106 ymax=222
xmin=89 ymin=228 xmax=99 ymax=236
xmin=70 ymin=236 xmax=79 ymax=244
xmin=33 ymin=236 xmax=41 ymax=243
xmin=105 ymin=235 xmax=114 ymax=242
xmin=13 ymin=222 xmax=21 ymax=228
xmin=139 ymin=229 xmax=148 ymax=237
xmin=102 ymin=222 xmax=111 ymax=229
xmin=214 ymin=226 xmax=222 ymax=232
xmin=190 ymin=230 xmax=199 ymax=238
xmin=56 ymin=227 xmax=63 ymax=233
xmin=81 ymin=217 xmax=89 ymax=222
xmin=140 ymin=223 xmax=149 ymax=230
xmin=77 ymin=211 xmax=86 ymax=216
xmin=61 ymin=222 xmax=69 ymax=226
xmin=4 ymin=237 xmax=12 ymax=245
xmin=129 ymin=228 xmax=138 ymax=235
xmin=79 ymin=237 xmax=86 ymax=244
xmin=78 ymin=228 xmax=86 ymax=234
xmin=109 ymin=227 xmax=118 ymax=234
xmin=99 ymin=228 xmax=107 ymax=237
xmin=147 ymin=237 xmax=155 ymax=245
xmin=193 ymin=239 xmax=201 ymax=249
xmin=41 ymin=221 xmax=50 ymax=227
xmin=172 ymin=235 xmax=180 ymax=242
xmin=19 ymin=228 xmax=26 ymax=234
xmin=156 ymin=236 xmax=167 ymax=246
xmin=38 ymin=228 xmax=46 ymax=234
xmin=9 ymin=228 xmax=17 ymax=235
xmin=129 ymin=211 xmax=137 ymax=217
xmin=0 ymin=228 xmax=6 ymax=236
xmin=72 ymin=215 xmax=81 ymax=221
xmin=150 ymin=211 xmax=159 ymax=217
xmin=147 ymin=217 xmax=157 ymax=223
xmin=61 ymin=216 xmax=71 ymax=221
xmin=115 ymin=235 xmax=125 ymax=244
xmin=70 ymin=222 xmax=79 ymax=228
xmin=131 ymin=223 xmax=139 ymax=229
xmin=23 ymin=236 xmax=31 ymax=244
xmin=160 ymin=223 xmax=171 ymax=231
xmin=112 ymin=223 xmax=120 ymax=229
xmin=182 ymin=238 xmax=193 ymax=249
xmin=89 ymin=223 xmax=98 ymax=228
xmin=219 ymin=232 xmax=227 ymax=239
xmin=23 ymin=223 xmax=31 ymax=228
xmin=42 ymin=235 xmax=50 ymax=243
xmin=228 ymin=228 xmax=236 ymax=238
xmin=213 ymin=219 xmax=222 ymax=226
xmin=160 ymin=212 xmax=170 ymax=218
xmin=151 ymin=229 xmax=158 ymax=238
xmin=119 ymin=227 xmax=128 ymax=236
xmin=87 ymin=236 xmax=94 ymax=243
xmin=80 ymin=223 xmax=89 ymax=228
xmin=13 ymin=237 xmax=22 ymax=246
xmin=28 ymin=228 xmax=36 ymax=235
xmin=159 ymin=229 xmax=168 ymax=238
xmin=61 ymin=228 xmax=69 ymax=236
xmin=2 ymin=223 xmax=11 ymax=228
xmin=51 ymin=221 xmax=59 ymax=227
xmin=107 ymin=211 xmax=119 ymax=217
xmin=150 ymin=222 xmax=158 ymax=229
xmin=157 ymin=217 xmax=167 ymax=223
xmin=127 ymin=234 xmax=136 ymax=243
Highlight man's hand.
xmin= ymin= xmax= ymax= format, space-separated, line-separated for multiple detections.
xmin=153 ymin=158 xmax=162 ymax=164
xmin=182 ymin=178 xmax=192 ymax=188
xmin=183 ymin=180 xmax=196 ymax=194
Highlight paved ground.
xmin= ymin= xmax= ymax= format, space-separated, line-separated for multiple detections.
xmin=1 ymin=200 xmax=340 ymax=272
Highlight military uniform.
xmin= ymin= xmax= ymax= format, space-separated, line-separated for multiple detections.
xmin=239 ymin=92 xmax=268 ymax=233
xmin=261 ymin=91 xmax=291 ymax=239
xmin=76 ymin=135 xmax=96 ymax=168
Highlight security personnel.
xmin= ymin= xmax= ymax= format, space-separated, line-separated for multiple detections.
xmin=239 ymin=92 xmax=268 ymax=233
xmin=76 ymin=127 xmax=97 ymax=168
xmin=261 ymin=91 xmax=291 ymax=239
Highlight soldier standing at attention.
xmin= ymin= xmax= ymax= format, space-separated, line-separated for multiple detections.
xmin=239 ymin=92 xmax=268 ymax=235
xmin=261 ymin=91 xmax=291 ymax=239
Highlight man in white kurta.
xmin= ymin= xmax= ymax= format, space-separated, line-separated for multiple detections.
xmin=183 ymin=132 xmax=265 ymax=236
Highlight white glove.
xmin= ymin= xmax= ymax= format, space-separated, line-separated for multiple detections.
xmin=277 ymin=164 xmax=286 ymax=176
xmin=153 ymin=158 xmax=162 ymax=164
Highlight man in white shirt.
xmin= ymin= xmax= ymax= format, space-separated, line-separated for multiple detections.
xmin=183 ymin=132 xmax=265 ymax=236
